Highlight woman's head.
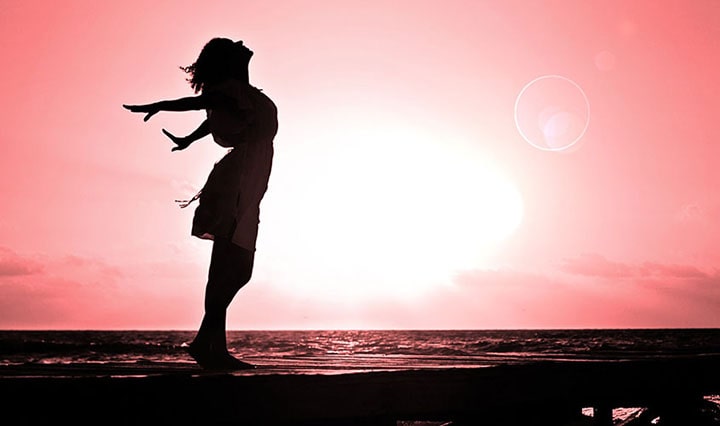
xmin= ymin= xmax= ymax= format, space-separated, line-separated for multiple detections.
xmin=183 ymin=38 xmax=253 ymax=93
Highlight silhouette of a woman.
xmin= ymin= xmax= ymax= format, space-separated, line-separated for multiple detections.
xmin=124 ymin=38 xmax=277 ymax=370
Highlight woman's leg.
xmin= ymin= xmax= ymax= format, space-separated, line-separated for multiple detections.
xmin=189 ymin=236 xmax=254 ymax=369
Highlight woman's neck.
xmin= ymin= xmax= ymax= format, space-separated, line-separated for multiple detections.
xmin=235 ymin=70 xmax=250 ymax=85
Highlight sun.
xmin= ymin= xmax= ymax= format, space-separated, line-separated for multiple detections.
xmin=260 ymin=124 xmax=523 ymax=301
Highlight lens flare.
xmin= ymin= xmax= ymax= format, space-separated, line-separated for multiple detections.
xmin=514 ymin=75 xmax=590 ymax=152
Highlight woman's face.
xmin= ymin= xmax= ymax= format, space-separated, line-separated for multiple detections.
xmin=234 ymin=41 xmax=253 ymax=61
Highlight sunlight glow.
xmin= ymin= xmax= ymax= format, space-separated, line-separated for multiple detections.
xmin=262 ymin=122 xmax=523 ymax=301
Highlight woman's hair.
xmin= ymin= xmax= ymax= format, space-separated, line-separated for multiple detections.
xmin=182 ymin=38 xmax=242 ymax=93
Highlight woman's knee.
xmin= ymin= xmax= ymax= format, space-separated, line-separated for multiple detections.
xmin=236 ymin=267 xmax=253 ymax=287
xmin=231 ymin=244 xmax=255 ymax=286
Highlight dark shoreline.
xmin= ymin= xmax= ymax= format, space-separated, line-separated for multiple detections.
xmin=2 ymin=356 xmax=720 ymax=425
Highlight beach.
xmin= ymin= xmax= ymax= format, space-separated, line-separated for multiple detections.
xmin=2 ymin=330 xmax=720 ymax=425
xmin=2 ymin=355 xmax=720 ymax=425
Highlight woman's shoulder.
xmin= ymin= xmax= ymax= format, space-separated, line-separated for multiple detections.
xmin=203 ymin=79 xmax=255 ymax=109
xmin=205 ymin=79 xmax=250 ymax=96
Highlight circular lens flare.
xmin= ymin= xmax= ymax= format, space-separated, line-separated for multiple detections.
xmin=515 ymin=75 xmax=590 ymax=152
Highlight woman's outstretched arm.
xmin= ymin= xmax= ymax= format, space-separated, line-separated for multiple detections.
xmin=163 ymin=120 xmax=210 ymax=152
xmin=123 ymin=95 xmax=211 ymax=122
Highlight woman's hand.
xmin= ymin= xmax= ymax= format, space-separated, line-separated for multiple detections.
xmin=162 ymin=129 xmax=192 ymax=151
xmin=123 ymin=104 xmax=159 ymax=122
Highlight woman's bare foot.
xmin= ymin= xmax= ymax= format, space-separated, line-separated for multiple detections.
xmin=187 ymin=342 xmax=254 ymax=371
xmin=217 ymin=352 xmax=255 ymax=370
xmin=187 ymin=342 xmax=215 ymax=369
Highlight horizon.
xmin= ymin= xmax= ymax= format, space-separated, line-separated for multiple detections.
xmin=1 ymin=0 xmax=719 ymax=330
xmin=3 ymin=326 xmax=719 ymax=332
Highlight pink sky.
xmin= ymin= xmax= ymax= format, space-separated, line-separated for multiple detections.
xmin=1 ymin=0 xmax=718 ymax=330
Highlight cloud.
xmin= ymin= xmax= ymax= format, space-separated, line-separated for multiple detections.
xmin=677 ymin=203 xmax=704 ymax=223
xmin=2 ymin=242 xmax=718 ymax=329
xmin=0 ymin=247 xmax=44 ymax=276
xmin=0 ymin=247 xmax=129 ymax=328
xmin=446 ymin=264 xmax=720 ymax=328
xmin=445 ymin=266 xmax=648 ymax=329
xmin=0 ymin=245 xmax=216 ymax=330
xmin=639 ymin=262 xmax=710 ymax=279
xmin=559 ymin=253 xmax=715 ymax=280
xmin=453 ymin=267 xmax=550 ymax=288
xmin=675 ymin=202 xmax=720 ymax=227
xmin=558 ymin=253 xmax=635 ymax=278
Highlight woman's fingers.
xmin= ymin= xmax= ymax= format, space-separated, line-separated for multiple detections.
xmin=163 ymin=129 xmax=188 ymax=151
xmin=123 ymin=104 xmax=157 ymax=121
xmin=123 ymin=104 xmax=146 ymax=112
xmin=143 ymin=110 xmax=157 ymax=121
xmin=162 ymin=128 xmax=178 ymax=141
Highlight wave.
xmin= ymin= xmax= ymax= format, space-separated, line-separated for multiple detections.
xmin=1 ymin=329 xmax=719 ymax=366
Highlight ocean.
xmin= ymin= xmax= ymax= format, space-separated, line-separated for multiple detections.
xmin=2 ymin=329 xmax=719 ymax=424
xmin=2 ymin=328 xmax=719 ymax=369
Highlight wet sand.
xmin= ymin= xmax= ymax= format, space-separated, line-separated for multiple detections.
xmin=1 ymin=356 xmax=719 ymax=425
